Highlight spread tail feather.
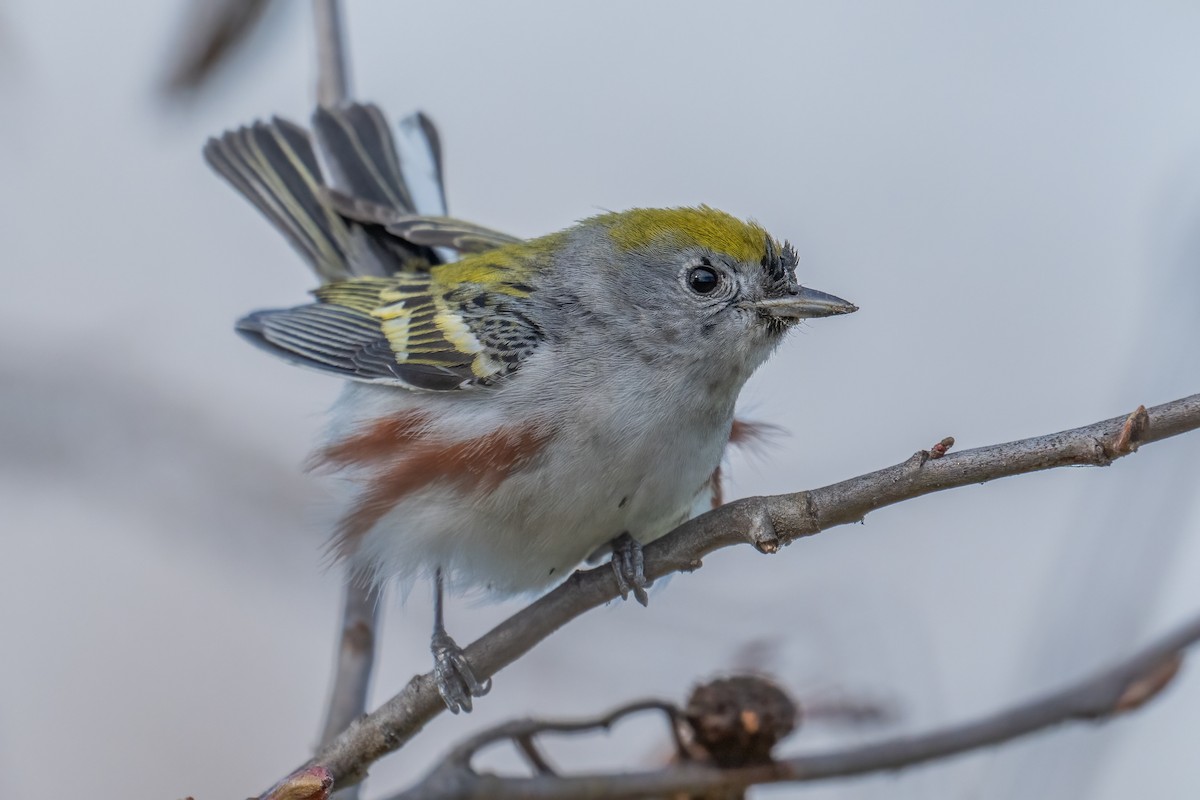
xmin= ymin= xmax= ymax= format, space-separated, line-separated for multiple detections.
xmin=204 ymin=103 xmax=447 ymax=283
xmin=314 ymin=104 xmax=421 ymax=214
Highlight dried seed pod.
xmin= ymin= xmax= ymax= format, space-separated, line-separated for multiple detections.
xmin=684 ymin=675 xmax=798 ymax=768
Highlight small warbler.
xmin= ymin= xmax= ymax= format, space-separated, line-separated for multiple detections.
xmin=205 ymin=103 xmax=856 ymax=712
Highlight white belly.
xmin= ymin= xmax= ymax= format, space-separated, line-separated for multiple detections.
xmin=333 ymin=372 xmax=733 ymax=597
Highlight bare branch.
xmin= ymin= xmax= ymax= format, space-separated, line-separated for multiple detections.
xmin=281 ymin=393 xmax=1200 ymax=792
xmin=383 ymin=613 xmax=1199 ymax=799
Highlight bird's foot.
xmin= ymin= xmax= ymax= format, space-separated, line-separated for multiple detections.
xmin=610 ymin=532 xmax=650 ymax=606
xmin=431 ymin=629 xmax=491 ymax=714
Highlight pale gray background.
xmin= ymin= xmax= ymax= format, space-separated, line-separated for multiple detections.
xmin=1 ymin=1 xmax=1197 ymax=798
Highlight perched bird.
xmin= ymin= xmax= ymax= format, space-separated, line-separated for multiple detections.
xmin=205 ymin=103 xmax=857 ymax=712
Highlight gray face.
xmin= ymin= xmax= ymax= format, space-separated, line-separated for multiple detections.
xmin=544 ymin=228 xmax=856 ymax=390
xmin=631 ymin=245 xmax=797 ymax=376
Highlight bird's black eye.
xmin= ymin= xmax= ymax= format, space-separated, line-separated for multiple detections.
xmin=687 ymin=266 xmax=720 ymax=294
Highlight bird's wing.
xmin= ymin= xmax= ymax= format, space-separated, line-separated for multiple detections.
xmin=237 ymin=259 xmax=542 ymax=391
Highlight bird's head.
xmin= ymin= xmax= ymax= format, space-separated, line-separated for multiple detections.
xmin=541 ymin=206 xmax=857 ymax=383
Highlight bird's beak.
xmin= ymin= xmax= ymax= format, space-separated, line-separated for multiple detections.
xmin=755 ymin=286 xmax=858 ymax=320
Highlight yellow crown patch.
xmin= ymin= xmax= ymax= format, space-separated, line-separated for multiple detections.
xmin=596 ymin=206 xmax=771 ymax=265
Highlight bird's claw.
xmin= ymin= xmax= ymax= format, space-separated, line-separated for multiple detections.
xmin=611 ymin=532 xmax=649 ymax=606
xmin=431 ymin=630 xmax=491 ymax=714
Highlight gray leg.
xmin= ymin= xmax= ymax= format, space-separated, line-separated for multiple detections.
xmin=610 ymin=532 xmax=650 ymax=606
xmin=430 ymin=568 xmax=491 ymax=713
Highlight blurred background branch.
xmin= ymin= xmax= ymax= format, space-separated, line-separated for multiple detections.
xmin=305 ymin=5 xmax=382 ymax=800
xmin=383 ymin=611 xmax=1196 ymax=799
xmin=160 ymin=0 xmax=276 ymax=98
xmin=312 ymin=0 xmax=348 ymax=109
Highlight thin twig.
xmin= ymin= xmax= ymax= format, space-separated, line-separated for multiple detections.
xmin=382 ymin=613 xmax=1198 ymax=799
xmin=513 ymin=734 xmax=557 ymax=776
xmin=280 ymin=393 xmax=1200 ymax=792
xmin=444 ymin=699 xmax=686 ymax=770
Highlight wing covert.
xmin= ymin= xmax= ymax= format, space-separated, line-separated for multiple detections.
xmin=238 ymin=263 xmax=543 ymax=390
